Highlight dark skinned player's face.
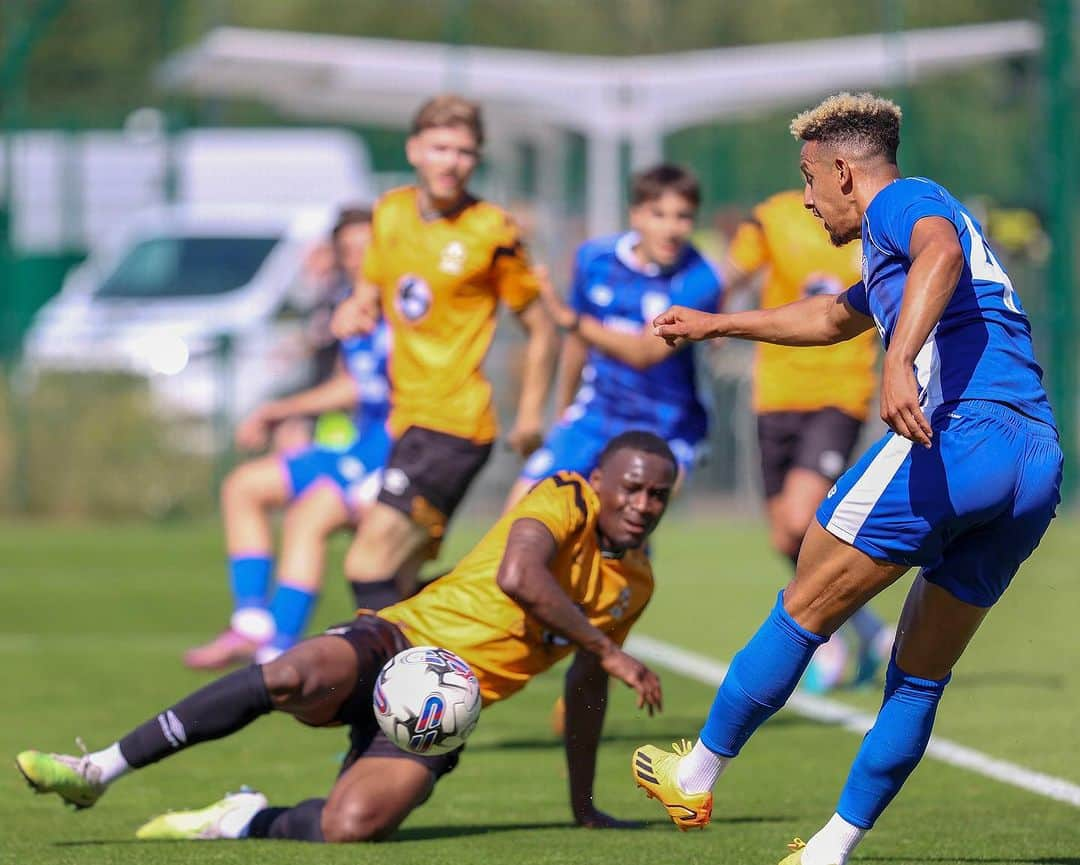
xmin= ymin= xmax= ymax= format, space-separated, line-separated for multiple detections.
xmin=590 ymin=450 xmax=675 ymax=552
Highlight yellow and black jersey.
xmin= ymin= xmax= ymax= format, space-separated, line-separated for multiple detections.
xmin=378 ymin=471 xmax=654 ymax=704
xmin=728 ymin=190 xmax=878 ymax=420
xmin=362 ymin=186 xmax=540 ymax=443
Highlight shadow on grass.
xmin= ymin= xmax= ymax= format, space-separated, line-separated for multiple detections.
xmin=470 ymin=716 xmax=815 ymax=753
xmin=52 ymin=813 xmax=794 ymax=847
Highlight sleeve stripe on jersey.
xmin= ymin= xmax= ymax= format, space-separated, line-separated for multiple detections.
xmin=551 ymin=473 xmax=588 ymax=529
xmin=491 ymin=241 xmax=524 ymax=264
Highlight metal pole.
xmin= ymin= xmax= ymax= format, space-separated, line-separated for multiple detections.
xmin=1 ymin=0 xmax=70 ymax=512
xmin=1044 ymin=0 xmax=1076 ymax=503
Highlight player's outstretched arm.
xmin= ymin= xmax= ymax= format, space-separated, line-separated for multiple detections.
xmin=653 ymin=291 xmax=873 ymax=349
xmin=536 ymin=267 xmax=676 ymax=370
xmin=879 ymin=216 xmax=965 ymax=448
xmin=496 ymin=518 xmax=662 ymax=713
xmin=563 ymin=650 xmax=642 ymax=830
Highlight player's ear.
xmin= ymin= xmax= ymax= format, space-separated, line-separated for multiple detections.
xmin=835 ymin=157 xmax=854 ymax=193
xmin=589 ymin=466 xmax=604 ymax=492
xmin=405 ymin=134 xmax=422 ymax=168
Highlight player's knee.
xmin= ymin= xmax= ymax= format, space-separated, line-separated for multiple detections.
xmin=220 ymin=467 xmax=251 ymax=507
xmin=282 ymin=502 xmax=335 ymax=540
xmin=260 ymin=657 xmax=305 ymax=703
xmin=321 ymin=796 xmax=395 ymax=843
xmin=344 ymin=541 xmax=398 ymax=583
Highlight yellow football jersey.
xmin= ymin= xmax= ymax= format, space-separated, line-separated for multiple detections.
xmin=378 ymin=471 xmax=654 ymax=705
xmin=362 ymin=186 xmax=540 ymax=443
xmin=728 ymin=190 xmax=878 ymax=419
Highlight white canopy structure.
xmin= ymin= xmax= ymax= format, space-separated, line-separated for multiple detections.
xmin=161 ymin=21 xmax=1041 ymax=238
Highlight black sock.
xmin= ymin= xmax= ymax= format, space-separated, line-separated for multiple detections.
xmin=247 ymin=799 xmax=326 ymax=842
xmin=117 ymin=665 xmax=272 ymax=768
xmin=349 ymin=577 xmax=400 ymax=611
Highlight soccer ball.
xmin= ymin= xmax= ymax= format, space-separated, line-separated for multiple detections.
xmin=373 ymin=646 xmax=482 ymax=755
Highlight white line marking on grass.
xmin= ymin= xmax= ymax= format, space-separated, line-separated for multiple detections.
xmin=626 ymin=633 xmax=1080 ymax=809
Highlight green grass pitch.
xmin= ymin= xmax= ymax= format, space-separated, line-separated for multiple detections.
xmin=2 ymin=510 xmax=1078 ymax=864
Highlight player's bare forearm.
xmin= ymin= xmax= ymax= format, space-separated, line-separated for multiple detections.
xmin=555 ymin=333 xmax=587 ymax=416
xmin=496 ymin=519 xmax=618 ymax=659
xmin=260 ymin=373 xmax=360 ymax=423
xmin=511 ymin=301 xmax=558 ymax=451
xmin=578 ymin=315 xmax=675 ymax=369
xmin=564 ymin=650 xmax=609 ymax=821
xmin=654 ymin=294 xmax=871 ymax=348
xmin=886 ymin=218 xmax=965 ymax=367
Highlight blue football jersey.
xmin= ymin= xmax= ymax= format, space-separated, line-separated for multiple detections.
xmin=340 ymin=321 xmax=391 ymax=436
xmin=848 ymin=178 xmax=1055 ymax=428
xmin=567 ymin=232 xmax=723 ymax=442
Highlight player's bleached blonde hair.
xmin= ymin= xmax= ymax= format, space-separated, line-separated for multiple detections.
xmin=790 ymin=92 xmax=902 ymax=162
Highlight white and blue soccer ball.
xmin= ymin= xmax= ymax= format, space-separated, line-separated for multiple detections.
xmin=373 ymin=646 xmax=482 ymax=755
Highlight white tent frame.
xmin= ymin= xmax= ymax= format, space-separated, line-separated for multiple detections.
xmin=161 ymin=21 xmax=1040 ymax=239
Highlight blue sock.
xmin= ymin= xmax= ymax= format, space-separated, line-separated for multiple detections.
xmin=267 ymin=584 xmax=319 ymax=651
xmin=699 ymin=591 xmax=827 ymax=757
xmin=229 ymin=555 xmax=272 ymax=611
xmin=836 ymin=657 xmax=950 ymax=829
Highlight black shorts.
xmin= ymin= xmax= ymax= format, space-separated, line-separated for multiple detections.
xmin=326 ymin=614 xmax=461 ymax=780
xmin=377 ymin=426 xmax=492 ymax=547
xmin=757 ymin=408 xmax=864 ymax=498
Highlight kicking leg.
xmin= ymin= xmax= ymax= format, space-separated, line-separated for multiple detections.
xmin=634 ymin=522 xmax=908 ymax=827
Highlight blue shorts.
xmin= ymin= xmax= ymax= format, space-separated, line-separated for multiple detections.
xmin=520 ymin=408 xmax=703 ymax=483
xmin=282 ymin=426 xmax=392 ymax=515
xmin=816 ymin=400 xmax=1062 ymax=607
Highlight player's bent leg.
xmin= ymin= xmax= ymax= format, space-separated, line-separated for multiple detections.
xmin=258 ymin=486 xmax=352 ymax=662
xmin=321 ymin=756 xmax=435 ymax=842
xmin=343 ymin=503 xmax=429 ymax=610
xmin=261 ymin=635 xmax=359 ymax=725
xmin=221 ymin=456 xmax=292 ymax=553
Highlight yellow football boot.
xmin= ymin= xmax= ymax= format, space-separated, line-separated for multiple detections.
xmin=778 ymin=837 xmax=837 ymax=865
xmin=631 ymin=739 xmax=712 ymax=831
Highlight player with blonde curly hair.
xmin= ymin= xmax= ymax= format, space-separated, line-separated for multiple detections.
xmin=635 ymin=92 xmax=1061 ymax=864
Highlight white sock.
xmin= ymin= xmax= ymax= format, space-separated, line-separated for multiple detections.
xmin=802 ymin=813 xmax=867 ymax=865
xmin=675 ymin=739 xmax=730 ymax=794
xmin=88 ymin=743 xmax=131 ymax=785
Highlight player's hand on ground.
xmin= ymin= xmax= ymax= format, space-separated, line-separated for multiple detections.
xmin=506 ymin=420 xmax=544 ymax=458
xmin=534 ymin=265 xmax=577 ymax=330
xmin=652 ymin=306 xmax=719 ymax=346
xmin=235 ymin=410 xmax=272 ymax=451
xmin=600 ymin=649 xmax=662 ymax=715
xmin=574 ymin=805 xmax=645 ymax=830
xmin=331 ymin=294 xmax=378 ymax=339
xmin=880 ymin=356 xmax=933 ymax=448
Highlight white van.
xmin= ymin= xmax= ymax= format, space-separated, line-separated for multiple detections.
xmin=21 ymin=203 xmax=338 ymax=422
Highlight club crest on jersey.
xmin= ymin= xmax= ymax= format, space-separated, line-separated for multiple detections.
xmin=439 ymin=241 xmax=467 ymax=275
xmin=588 ymin=284 xmax=614 ymax=307
xmin=396 ymin=275 xmax=432 ymax=322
